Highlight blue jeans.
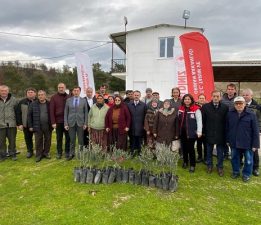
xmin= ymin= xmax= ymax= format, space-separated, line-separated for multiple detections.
xmin=206 ymin=143 xmax=224 ymax=169
xmin=231 ymin=148 xmax=253 ymax=177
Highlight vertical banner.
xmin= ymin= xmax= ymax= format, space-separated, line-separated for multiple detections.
xmin=174 ymin=46 xmax=188 ymax=97
xmin=75 ymin=52 xmax=95 ymax=97
xmin=180 ymin=32 xmax=214 ymax=101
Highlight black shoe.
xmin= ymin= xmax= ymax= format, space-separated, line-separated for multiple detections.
xmin=231 ymin=173 xmax=240 ymax=179
xmin=43 ymin=154 xmax=51 ymax=159
xmin=26 ymin=152 xmax=33 ymax=158
xmin=189 ymin=167 xmax=195 ymax=173
xmin=242 ymin=176 xmax=250 ymax=182
xmin=196 ymin=158 xmax=203 ymax=163
xmin=252 ymin=169 xmax=259 ymax=176
xmin=36 ymin=156 xmax=42 ymax=162
xmin=182 ymin=163 xmax=188 ymax=169
xmin=66 ymin=155 xmax=74 ymax=161
xmin=56 ymin=154 xmax=62 ymax=159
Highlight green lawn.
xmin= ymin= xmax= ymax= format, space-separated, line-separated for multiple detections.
xmin=0 ymin=131 xmax=260 ymax=225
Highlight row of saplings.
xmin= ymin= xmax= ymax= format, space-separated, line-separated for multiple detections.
xmin=73 ymin=143 xmax=180 ymax=192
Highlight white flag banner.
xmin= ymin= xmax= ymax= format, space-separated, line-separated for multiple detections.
xmin=174 ymin=46 xmax=188 ymax=97
xmin=75 ymin=52 xmax=95 ymax=97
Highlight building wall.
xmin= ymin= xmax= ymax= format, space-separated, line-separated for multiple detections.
xmin=126 ymin=25 xmax=202 ymax=100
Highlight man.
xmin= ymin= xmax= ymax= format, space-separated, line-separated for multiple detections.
xmin=50 ymin=83 xmax=70 ymax=159
xmin=128 ymin=90 xmax=147 ymax=156
xmin=242 ymin=88 xmax=260 ymax=176
xmin=16 ymin=87 xmax=37 ymax=158
xmin=202 ymin=90 xmax=229 ymax=176
xmin=226 ymin=96 xmax=260 ymax=182
xmin=123 ymin=90 xmax=133 ymax=104
xmin=64 ymin=86 xmax=88 ymax=160
xmin=28 ymin=90 xmax=53 ymax=162
xmin=0 ymin=85 xmax=18 ymax=161
xmin=147 ymin=91 xmax=163 ymax=108
xmin=141 ymin=88 xmax=153 ymax=104
xmin=96 ymin=84 xmax=109 ymax=104
xmin=222 ymin=83 xmax=237 ymax=159
xmin=84 ymin=87 xmax=96 ymax=147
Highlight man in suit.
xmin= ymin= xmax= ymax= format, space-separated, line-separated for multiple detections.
xmin=84 ymin=87 xmax=96 ymax=147
xmin=127 ymin=90 xmax=147 ymax=156
xmin=64 ymin=86 xmax=88 ymax=160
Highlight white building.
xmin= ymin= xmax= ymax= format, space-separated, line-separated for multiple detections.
xmin=110 ymin=24 xmax=204 ymax=100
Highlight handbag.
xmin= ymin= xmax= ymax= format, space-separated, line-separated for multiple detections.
xmin=171 ymin=139 xmax=181 ymax=152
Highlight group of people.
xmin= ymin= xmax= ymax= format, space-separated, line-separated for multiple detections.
xmin=0 ymin=83 xmax=260 ymax=182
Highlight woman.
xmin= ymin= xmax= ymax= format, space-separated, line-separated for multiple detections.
xmin=153 ymin=99 xmax=179 ymax=146
xmin=178 ymin=94 xmax=202 ymax=173
xmin=170 ymin=87 xmax=182 ymax=110
xmin=88 ymin=95 xmax=109 ymax=150
xmin=144 ymin=99 xmax=160 ymax=149
xmin=105 ymin=96 xmax=131 ymax=151
xmin=196 ymin=94 xmax=207 ymax=164
xmin=107 ymin=96 xmax=115 ymax=108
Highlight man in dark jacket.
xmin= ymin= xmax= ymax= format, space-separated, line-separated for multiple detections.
xmin=50 ymin=83 xmax=70 ymax=159
xmin=226 ymin=96 xmax=260 ymax=182
xmin=17 ymin=87 xmax=37 ymax=158
xmin=202 ymin=90 xmax=229 ymax=176
xmin=242 ymin=88 xmax=260 ymax=176
xmin=127 ymin=90 xmax=147 ymax=156
xmin=28 ymin=90 xmax=53 ymax=162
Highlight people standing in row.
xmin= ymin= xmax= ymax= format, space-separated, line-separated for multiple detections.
xmin=28 ymin=90 xmax=52 ymax=162
xmin=16 ymin=88 xmax=37 ymax=158
xmin=88 ymin=95 xmax=109 ymax=150
xmin=127 ymin=90 xmax=147 ymax=156
xmin=84 ymin=87 xmax=96 ymax=147
xmin=64 ymin=86 xmax=88 ymax=160
xmin=195 ymin=94 xmax=207 ymax=164
xmin=242 ymin=88 xmax=260 ymax=177
xmin=105 ymin=96 xmax=131 ymax=151
xmin=201 ymin=91 xmax=228 ymax=176
xmin=178 ymin=94 xmax=202 ymax=173
xmin=50 ymin=83 xmax=70 ymax=159
xmin=0 ymin=85 xmax=18 ymax=161
xmin=153 ymin=99 xmax=179 ymax=146
xmin=226 ymin=96 xmax=260 ymax=182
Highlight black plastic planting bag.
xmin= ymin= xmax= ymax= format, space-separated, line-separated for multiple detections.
xmin=80 ymin=168 xmax=87 ymax=183
xmin=134 ymin=171 xmax=142 ymax=185
xmin=74 ymin=167 xmax=81 ymax=183
xmin=122 ymin=169 xmax=129 ymax=183
xmin=141 ymin=170 xmax=149 ymax=187
xmin=108 ymin=169 xmax=116 ymax=184
xmin=102 ymin=168 xmax=110 ymax=184
xmin=86 ymin=168 xmax=95 ymax=184
xmin=94 ymin=169 xmax=103 ymax=184
xmin=116 ymin=168 xmax=122 ymax=183
xmin=148 ymin=174 xmax=156 ymax=188
xmin=169 ymin=175 xmax=179 ymax=192
xmin=129 ymin=169 xmax=135 ymax=184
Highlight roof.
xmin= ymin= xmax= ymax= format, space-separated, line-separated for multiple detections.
xmin=212 ymin=60 xmax=261 ymax=82
xmin=109 ymin=24 xmax=204 ymax=53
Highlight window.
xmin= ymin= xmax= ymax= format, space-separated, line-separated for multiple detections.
xmin=159 ymin=37 xmax=174 ymax=58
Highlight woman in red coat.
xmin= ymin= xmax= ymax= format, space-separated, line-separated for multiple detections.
xmin=105 ymin=96 xmax=131 ymax=151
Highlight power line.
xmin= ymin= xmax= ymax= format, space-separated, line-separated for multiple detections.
xmin=0 ymin=31 xmax=111 ymax=43
xmin=2 ymin=42 xmax=110 ymax=62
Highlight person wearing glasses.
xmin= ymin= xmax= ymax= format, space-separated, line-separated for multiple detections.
xmin=226 ymin=96 xmax=260 ymax=182
xmin=105 ymin=96 xmax=131 ymax=151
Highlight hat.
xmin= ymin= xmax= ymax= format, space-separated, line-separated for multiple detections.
xmin=152 ymin=91 xmax=159 ymax=95
xmin=146 ymin=88 xmax=152 ymax=93
xmin=234 ymin=96 xmax=245 ymax=103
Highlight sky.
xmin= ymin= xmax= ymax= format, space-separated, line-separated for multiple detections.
xmin=0 ymin=0 xmax=260 ymax=71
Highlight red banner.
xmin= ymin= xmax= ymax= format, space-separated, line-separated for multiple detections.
xmin=180 ymin=32 xmax=214 ymax=101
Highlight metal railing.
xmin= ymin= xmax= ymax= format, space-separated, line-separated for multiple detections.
xmin=111 ymin=59 xmax=126 ymax=73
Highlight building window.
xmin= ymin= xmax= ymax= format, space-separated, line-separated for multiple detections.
xmin=159 ymin=37 xmax=174 ymax=58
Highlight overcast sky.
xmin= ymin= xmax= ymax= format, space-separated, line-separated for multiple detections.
xmin=0 ymin=0 xmax=260 ymax=71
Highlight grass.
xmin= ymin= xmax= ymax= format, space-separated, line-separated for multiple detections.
xmin=0 ymin=131 xmax=260 ymax=225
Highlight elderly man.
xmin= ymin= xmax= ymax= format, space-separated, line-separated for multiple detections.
xmin=28 ymin=90 xmax=53 ymax=162
xmin=242 ymin=88 xmax=260 ymax=176
xmin=0 ymin=85 xmax=18 ymax=161
xmin=141 ymin=88 xmax=153 ymax=104
xmin=226 ymin=96 xmax=260 ymax=182
xmin=50 ymin=83 xmax=70 ymax=159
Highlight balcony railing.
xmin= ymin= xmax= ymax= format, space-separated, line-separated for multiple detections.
xmin=111 ymin=59 xmax=126 ymax=73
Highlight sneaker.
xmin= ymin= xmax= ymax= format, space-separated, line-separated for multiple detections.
xmin=253 ymin=169 xmax=259 ymax=176
xmin=26 ymin=152 xmax=33 ymax=158
xmin=242 ymin=176 xmax=250 ymax=182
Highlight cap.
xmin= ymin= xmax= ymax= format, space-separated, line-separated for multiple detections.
xmin=152 ymin=91 xmax=159 ymax=95
xmin=234 ymin=96 xmax=245 ymax=103
xmin=146 ymin=88 xmax=152 ymax=93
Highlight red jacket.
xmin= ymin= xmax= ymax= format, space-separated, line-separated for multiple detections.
xmin=105 ymin=104 xmax=131 ymax=135
xmin=50 ymin=92 xmax=69 ymax=124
